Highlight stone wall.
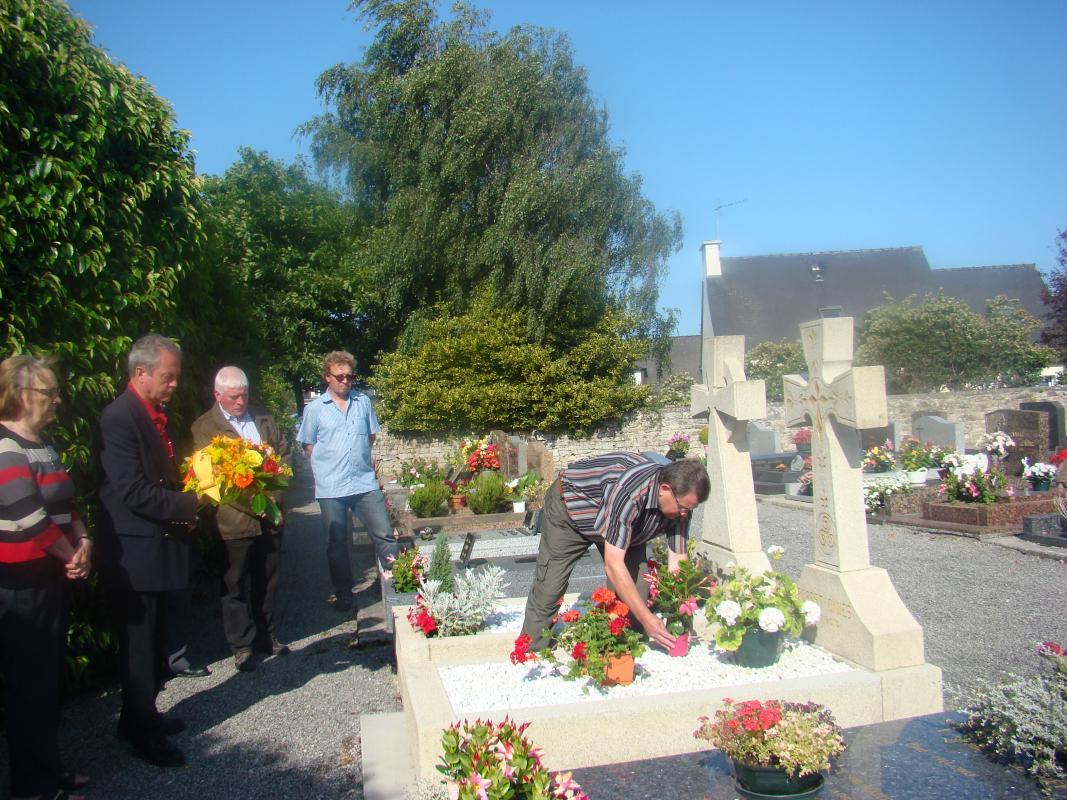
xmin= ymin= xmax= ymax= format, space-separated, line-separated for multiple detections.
xmin=374 ymin=386 xmax=1067 ymax=481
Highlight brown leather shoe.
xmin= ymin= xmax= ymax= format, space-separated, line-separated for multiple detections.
xmin=255 ymin=637 xmax=291 ymax=656
xmin=234 ymin=647 xmax=256 ymax=672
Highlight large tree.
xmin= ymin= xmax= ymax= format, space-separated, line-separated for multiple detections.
xmin=1040 ymin=229 xmax=1067 ymax=363
xmin=304 ymin=0 xmax=682 ymax=353
xmin=196 ymin=149 xmax=373 ymax=413
xmin=856 ymin=294 xmax=1053 ymax=394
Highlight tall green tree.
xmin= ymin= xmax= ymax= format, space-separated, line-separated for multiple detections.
xmin=305 ymin=0 xmax=682 ymax=352
xmin=197 ymin=149 xmax=374 ymax=413
xmin=1040 ymin=229 xmax=1067 ymax=363
xmin=856 ymin=294 xmax=1053 ymax=393
xmin=0 ymin=0 xmax=202 ymax=482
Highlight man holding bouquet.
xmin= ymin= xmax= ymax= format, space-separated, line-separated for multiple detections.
xmin=191 ymin=367 xmax=290 ymax=672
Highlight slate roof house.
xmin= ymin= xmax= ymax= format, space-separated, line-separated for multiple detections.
xmin=637 ymin=242 xmax=1048 ymax=383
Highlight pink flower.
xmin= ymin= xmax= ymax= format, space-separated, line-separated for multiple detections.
xmin=648 ymin=585 xmax=660 ymax=600
xmin=678 ymin=596 xmax=699 ymax=616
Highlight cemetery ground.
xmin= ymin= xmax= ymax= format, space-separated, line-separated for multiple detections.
xmin=1 ymin=464 xmax=1065 ymax=799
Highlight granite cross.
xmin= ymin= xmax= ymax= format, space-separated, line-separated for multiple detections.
xmin=783 ymin=317 xmax=887 ymax=571
xmin=690 ymin=335 xmax=771 ymax=573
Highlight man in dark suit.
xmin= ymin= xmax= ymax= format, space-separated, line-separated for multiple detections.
xmin=95 ymin=333 xmax=199 ymax=768
xmin=191 ymin=366 xmax=290 ymax=673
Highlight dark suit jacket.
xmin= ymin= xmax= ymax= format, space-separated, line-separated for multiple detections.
xmin=95 ymin=388 xmax=198 ymax=592
xmin=189 ymin=404 xmax=290 ymax=540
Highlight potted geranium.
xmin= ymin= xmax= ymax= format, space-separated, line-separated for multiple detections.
xmin=694 ymin=699 xmax=846 ymax=798
xmin=525 ymin=586 xmax=647 ymax=688
xmin=862 ymin=440 xmax=897 ymax=473
xmin=705 ymin=546 xmax=820 ymax=667
xmin=387 ymin=546 xmax=427 ymax=594
xmin=437 ymin=717 xmax=589 ymax=800
xmin=897 ymin=437 xmax=934 ymax=485
xmin=642 ymin=546 xmax=715 ymax=656
xmin=1022 ymin=458 xmax=1058 ymax=492
xmin=792 ymin=427 xmax=812 ymax=454
xmin=666 ymin=432 xmax=690 ymax=460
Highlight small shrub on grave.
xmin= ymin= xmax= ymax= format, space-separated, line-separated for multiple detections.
xmin=955 ymin=641 xmax=1067 ymax=793
xmin=409 ymin=480 xmax=451 ymax=518
xmin=389 ymin=547 xmax=427 ymax=594
xmin=426 ymin=533 xmax=455 ymax=594
xmin=941 ymin=465 xmax=1006 ymax=505
xmin=407 ymin=565 xmax=507 ymax=637
xmin=398 ymin=458 xmax=446 ymax=488
xmin=466 ymin=470 xmax=509 ymax=515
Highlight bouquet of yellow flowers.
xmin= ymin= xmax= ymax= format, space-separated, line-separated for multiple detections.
xmin=182 ymin=435 xmax=292 ymax=524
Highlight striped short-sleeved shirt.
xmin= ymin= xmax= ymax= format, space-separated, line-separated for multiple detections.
xmin=560 ymin=452 xmax=688 ymax=553
xmin=0 ymin=427 xmax=77 ymax=587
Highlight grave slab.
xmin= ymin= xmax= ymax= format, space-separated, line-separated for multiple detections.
xmin=1020 ymin=400 xmax=1066 ymax=453
xmin=748 ymin=420 xmax=781 ymax=456
xmin=985 ymin=408 xmax=1049 ymax=476
xmin=912 ymin=414 xmax=965 ymax=453
xmin=923 ymin=495 xmax=1059 ymax=529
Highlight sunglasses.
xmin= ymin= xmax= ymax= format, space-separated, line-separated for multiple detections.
xmin=328 ymin=373 xmax=354 ymax=382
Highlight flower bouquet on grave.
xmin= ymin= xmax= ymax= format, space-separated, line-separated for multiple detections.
xmin=642 ymin=542 xmax=715 ymax=656
xmin=666 ymin=432 xmax=690 ymax=460
xmin=798 ymin=471 xmax=814 ymax=496
xmin=792 ymin=427 xmax=813 ymax=453
xmin=693 ymin=699 xmax=846 ymax=797
xmin=1022 ymin=458 xmax=1058 ymax=490
xmin=438 ymin=717 xmax=589 ymax=800
xmin=459 ymin=436 xmax=501 ymax=473
xmin=182 ymin=435 xmax=292 ymax=524
xmin=397 ymin=457 xmax=446 ymax=488
xmin=898 ymin=437 xmax=935 ymax=472
xmin=862 ymin=440 xmax=897 ymax=473
xmin=406 ymin=565 xmax=507 ymax=637
xmin=705 ymin=546 xmax=820 ymax=666
xmin=386 ymin=546 xmax=427 ymax=594
xmin=532 ymin=587 xmax=647 ymax=689
xmin=940 ymin=461 xmax=1006 ymax=504
xmin=976 ymin=430 xmax=1015 ymax=461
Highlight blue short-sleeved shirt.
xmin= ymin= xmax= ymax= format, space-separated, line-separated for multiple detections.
xmin=297 ymin=390 xmax=380 ymax=499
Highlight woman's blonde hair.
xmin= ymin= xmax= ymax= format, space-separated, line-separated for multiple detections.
xmin=0 ymin=354 xmax=56 ymax=419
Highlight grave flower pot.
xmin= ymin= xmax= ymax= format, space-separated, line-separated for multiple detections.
xmin=732 ymin=761 xmax=825 ymax=799
xmin=731 ymin=629 xmax=784 ymax=668
xmin=602 ymin=653 xmax=635 ymax=686
xmin=795 ymin=442 xmax=811 ymax=455
xmin=1029 ymin=478 xmax=1052 ymax=492
xmin=668 ymin=632 xmax=691 ymax=657
xmin=448 ymin=494 xmax=466 ymax=510
xmin=906 ymin=469 xmax=928 ymax=486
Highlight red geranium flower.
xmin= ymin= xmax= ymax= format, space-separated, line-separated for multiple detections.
xmin=591 ymin=587 xmax=617 ymax=606
xmin=608 ymin=600 xmax=630 ymax=617
xmin=561 ymin=609 xmax=580 ymax=623
xmin=609 ymin=616 xmax=629 ymax=636
xmin=510 ymin=633 xmax=537 ymax=665
xmin=571 ymin=642 xmax=587 ymax=661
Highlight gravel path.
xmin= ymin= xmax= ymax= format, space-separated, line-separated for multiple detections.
xmin=2 ymin=483 xmax=1064 ymax=799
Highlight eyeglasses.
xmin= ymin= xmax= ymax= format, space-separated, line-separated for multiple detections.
xmin=328 ymin=373 xmax=354 ymax=382
xmin=666 ymin=485 xmax=696 ymax=515
xmin=26 ymin=386 xmax=60 ymax=400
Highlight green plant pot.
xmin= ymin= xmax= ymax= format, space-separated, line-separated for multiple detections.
xmin=732 ymin=761 xmax=825 ymax=799
xmin=732 ymin=629 xmax=783 ymax=668
xmin=1029 ymin=478 xmax=1052 ymax=492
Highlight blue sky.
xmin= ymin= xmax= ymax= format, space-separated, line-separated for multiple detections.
xmin=67 ymin=0 xmax=1067 ymax=336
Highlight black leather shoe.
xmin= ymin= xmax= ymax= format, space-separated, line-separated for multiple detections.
xmin=254 ymin=637 xmax=291 ymax=656
xmin=234 ymin=648 xmax=256 ymax=672
xmin=171 ymin=665 xmax=211 ymax=678
xmin=131 ymin=735 xmax=186 ymax=768
xmin=118 ymin=714 xmax=186 ymax=740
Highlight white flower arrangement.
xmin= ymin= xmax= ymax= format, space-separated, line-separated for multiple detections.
xmin=977 ymin=430 xmax=1015 ymax=460
xmin=862 ymin=474 xmax=910 ymax=513
xmin=766 ymin=545 xmax=785 ymax=559
xmin=758 ymin=607 xmax=786 ymax=633
xmin=1022 ymin=459 xmax=1058 ymax=481
xmin=801 ymin=600 xmax=821 ymax=625
xmin=715 ymin=600 xmax=742 ymax=626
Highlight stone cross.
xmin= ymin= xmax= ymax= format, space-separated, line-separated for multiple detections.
xmin=690 ymin=335 xmax=771 ymax=574
xmin=783 ymin=318 xmax=932 ymax=675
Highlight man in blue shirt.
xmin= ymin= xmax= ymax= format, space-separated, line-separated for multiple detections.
xmin=297 ymin=351 xmax=398 ymax=613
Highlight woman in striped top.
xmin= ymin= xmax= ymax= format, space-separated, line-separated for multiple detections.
xmin=0 ymin=356 xmax=90 ymax=800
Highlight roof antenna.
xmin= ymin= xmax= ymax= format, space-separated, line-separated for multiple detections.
xmin=713 ymin=199 xmax=747 ymax=240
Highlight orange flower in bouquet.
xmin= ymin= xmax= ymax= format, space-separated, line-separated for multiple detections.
xmin=182 ymin=435 xmax=292 ymax=524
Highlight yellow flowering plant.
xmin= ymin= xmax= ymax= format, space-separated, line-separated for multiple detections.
xmin=182 ymin=435 xmax=293 ymax=524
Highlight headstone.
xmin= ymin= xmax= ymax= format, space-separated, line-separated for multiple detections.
xmin=525 ymin=441 xmax=555 ymax=482
xmin=507 ymin=435 xmax=529 ymax=475
xmin=489 ymin=430 xmax=521 ymax=480
xmin=747 ymin=421 xmax=781 ymax=456
xmin=912 ymin=415 xmax=965 ymax=453
xmin=1020 ymin=401 xmax=1066 ymax=453
xmin=984 ymin=409 xmax=1048 ymax=475
xmin=689 ymin=335 xmax=771 ymax=574
xmin=859 ymin=421 xmax=902 ymax=452
xmin=783 ymin=316 xmax=927 ymax=671
xmin=910 ymin=408 xmax=946 ymax=426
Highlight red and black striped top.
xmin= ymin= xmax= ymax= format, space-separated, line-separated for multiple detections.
xmin=0 ymin=426 xmax=78 ymax=587
xmin=559 ymin=452 xmax=688 ymax=553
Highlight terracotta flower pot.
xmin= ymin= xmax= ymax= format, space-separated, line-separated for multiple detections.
xmin=668 ymin=632 xmax=691 ymax=657
xmin=448 ymin=494 xmax=466 ymax=510
xmin=602 ymin=653 xmax=635 ymax=686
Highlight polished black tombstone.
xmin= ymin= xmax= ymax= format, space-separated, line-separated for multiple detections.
xmin=569 ymin=713 xmax=1060 ymax=800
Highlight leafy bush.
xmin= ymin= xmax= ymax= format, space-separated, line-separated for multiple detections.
xmin=390 ymin=547 xmax=427 ymax=594
xmin=745 ymin=340 xmax=808 ymax=402
xmin=465 ymin=471 xmax=508 ymax=515
xmin=407 ymin=566 xmax=508 ymax=637
xmin=955 ymin=642 xmax=1067 ymax=791
xmin=647 ymin=372 xmax=695 ymax=409
xmin=408 ymin=480 xmax=450 ymax=518
xmin=427 ymin=533 xmax=455 ymax=595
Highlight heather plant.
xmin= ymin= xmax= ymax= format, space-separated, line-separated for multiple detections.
xmin=408 ymin=479 xmax=451 ymax=518
xmin=426 ymin=533 xmax=455 ymax=594
xmin=466 ymin=470 xmax=509 ymax=514
xmin=955 ymin=642 xmax=1067 ymax=792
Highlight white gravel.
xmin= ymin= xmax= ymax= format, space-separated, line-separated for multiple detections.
xmin=439 ymin=638 xmax=854 ymax=713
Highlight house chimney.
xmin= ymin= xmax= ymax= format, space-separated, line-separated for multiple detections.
xmin=701 ymin=240 xmax=722 ymax=278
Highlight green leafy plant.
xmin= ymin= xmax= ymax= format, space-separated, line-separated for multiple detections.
xmin=694 ymin=699 xmax=846 ymax=779
xmin=745 ymin=339 xmax=807 ymax=402
xmin=426 ymin=533 xmax=455 ymax=595
xmin=955 ymin=642 xmax=1066 ymax=792
xmin=534 ymin=587 xmax=647 ymax=688
xmin=643 ymin=543 xmax=715 ymax=636
xmin=389 ymin=547 xmax=427 ymax=594
xmin=407 ymin=566 xmax=508 ymax=637
xmin=398 ymin=458 xmax=446 ymax=488
xmin=897 ymin=437 xmax=934 ymax=471
xmin=705 ymin=547 xmax=820 ymax=651
xmin=466 ymin=470 xmax=508 ymax=515
xmin=438 ymin=717 xmax=589 ymax=800
xmin=409 ymin=480 xmax=451 ymax=518
xmin=863 ymin=442 xmax=897 ymax=473
xmin=941 ymin=465 xmax=1006 ymax=504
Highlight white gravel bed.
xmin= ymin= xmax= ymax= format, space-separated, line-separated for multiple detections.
xmin=439 ymin=638 xmax=854 ymax=713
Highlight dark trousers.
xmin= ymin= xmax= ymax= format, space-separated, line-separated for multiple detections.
xmin=221 ymin=529 xmax=281 ymax=652
xmin=520 ymin=484 xmax=645 ymax=649
xmin=0 ymin=580 xmax=67 ymax=797
xmin=111 ymin=588 xmax=183 ymax=738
